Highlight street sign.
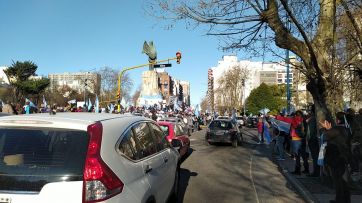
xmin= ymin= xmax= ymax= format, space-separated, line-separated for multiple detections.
xmin=153 ymin=63 xmax=172 ymax=68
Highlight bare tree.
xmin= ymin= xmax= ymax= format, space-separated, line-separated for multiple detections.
xmin=97 ymin=67 xmax=133 ymax=102
xmin=215 ymin=64 xmax=249 ymax=112
xmin=132 ymin=86 xmax=142 ymax=106
xmin=200 ymin=94 xmax=209 ymax=113
xmin=146 ymin=0 xmax=362 ymax=121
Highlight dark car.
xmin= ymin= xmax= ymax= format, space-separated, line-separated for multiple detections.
xmin=246 ymin=117 xmax=258 ymax=128
xmin=205 ymin=119 xmax=243 ymax=147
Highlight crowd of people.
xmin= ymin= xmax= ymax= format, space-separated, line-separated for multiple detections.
xmin=255 ymin=106 xmax=362 ymax=203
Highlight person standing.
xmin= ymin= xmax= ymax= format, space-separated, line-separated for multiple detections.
xmin=24 ymin=101 xmax=30 ymax=114
xmin=306 ymin=106 xmax=320 ymax=177
xmin=346 ymin=108 xmax=362 ymax=182
xmin=290 ymin=110 xmax=306 ymax=175
xmin=257 ymin=117 xmax=264 ymax=144
xmin=321 ymin=112 xmax=351 ymax=203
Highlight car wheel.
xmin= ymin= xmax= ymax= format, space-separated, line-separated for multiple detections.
xmin=170 ymin=165 xmax=180 ymax=201
xmin=238 ymin=137 xmax=243 ymax=146
xmin=232 ymin=139 xmax=238 ymax=148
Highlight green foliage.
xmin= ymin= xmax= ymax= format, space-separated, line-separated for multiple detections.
xmin=4 ymin=61 xmax=37 ymax=81
xmin=246 ymin=83 xmax=284 ymax=115
xmin=3 ymin=61 xmax=49 ymax=102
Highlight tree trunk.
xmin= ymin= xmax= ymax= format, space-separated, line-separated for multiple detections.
xmin=306 ymin=75 xmax=334 ymax=123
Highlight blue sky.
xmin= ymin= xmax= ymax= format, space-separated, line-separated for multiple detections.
xmin=0 ymin=0 xmax=265 ymax=105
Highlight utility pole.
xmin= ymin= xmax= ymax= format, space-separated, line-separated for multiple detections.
xmin=285 ymin=0 xmax=291 ymax=113
xmin=242 ymin=79 xmax=246 ymax=116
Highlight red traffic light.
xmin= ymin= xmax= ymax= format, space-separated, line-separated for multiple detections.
xmin=176 ymin=52 xmax=182 ymax=64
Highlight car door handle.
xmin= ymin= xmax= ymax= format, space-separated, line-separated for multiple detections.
xmin=145 ymin=165 xmax=153 ymax=173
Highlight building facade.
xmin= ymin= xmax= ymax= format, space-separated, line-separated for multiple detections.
xmin=48 ymin=72 xmax=101 ymax=95
xmin=210 ymin=55 xmax=306 ymax=111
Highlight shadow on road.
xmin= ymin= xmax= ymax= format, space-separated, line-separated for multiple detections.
xmin=167 ymin=168 xmax=198 ymax=203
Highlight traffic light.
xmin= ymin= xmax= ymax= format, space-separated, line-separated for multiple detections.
xmin=176 ymin=52 xmax=181 ymax=64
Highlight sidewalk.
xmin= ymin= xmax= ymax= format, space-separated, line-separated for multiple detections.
xmin=274 ymin=150 xmax=362 ymax=203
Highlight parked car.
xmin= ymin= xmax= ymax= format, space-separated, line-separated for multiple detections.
xmin=0 ymin=113 xmax=180 ymax=203
xmin=159 ymin=117 xmax=192 ymax=136
xmin=236 ymin=116 xmax=245 ymax=127
xmin=216 ymin=116 xmax=229 ymax=120
xmin=158 ymin=121 xmax=190 ymax=158
xmin=205 ymin=119 xmax=243 ymax=147
xmin=246 ymin=117 xmax=258 ymax=128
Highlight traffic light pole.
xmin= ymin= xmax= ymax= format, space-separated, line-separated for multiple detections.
xmin=117 ymin=56 xmax=180 ymax=112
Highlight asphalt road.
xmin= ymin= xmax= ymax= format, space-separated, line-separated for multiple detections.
xmin=174 ymin=127 xmax=305 ymax=203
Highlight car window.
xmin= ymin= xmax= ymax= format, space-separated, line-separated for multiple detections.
xmin=209 ymin=121 xmax=233 ymax=130
xmin=149 ymin=123 xmax=169 ymax=151
xmin=0 ymin=127 xmax=89 ymax=192
xmin=119 ymin=129 xmax=138 ymax=160
xmin=133 ymin=122 xmax=157 ymax=159
xmin=159 ymin=125 xmax=169 ymax=135
xmin=175 ymin=124 xmax=184 ymax=136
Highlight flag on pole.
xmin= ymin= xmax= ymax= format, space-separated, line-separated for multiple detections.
xmin=88 ymin=98 xmax=92 ymax=111
xmin=95 ymin=95 xmax=99 ymax=113
xmin=68 ymin=99 xmax=76 ymax=104
xmin=121 ymin=98 xmax=127 ymax=108
xmin=25 ymin=98 xmax=37 ymax=108
xmin=195 ymin=104 xmax=200 ymax=117
xmin=109 ymin=103 xmax=115 ymax=113
xmin=42 ymin=95 xmax=47 ymax=108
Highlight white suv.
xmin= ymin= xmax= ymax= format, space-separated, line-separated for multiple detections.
xmin=0 ymin=113 xmax=180 ymax=203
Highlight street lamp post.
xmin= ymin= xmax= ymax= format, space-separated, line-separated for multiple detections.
xmin=242 ymin=79 xmax=246 ymax=116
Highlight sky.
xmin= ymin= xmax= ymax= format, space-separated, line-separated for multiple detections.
xmin=0 ymin=0 xmax=266 ymax=105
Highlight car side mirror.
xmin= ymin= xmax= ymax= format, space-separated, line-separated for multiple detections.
xmin=171 ymin=139 xmax=183 ymax=150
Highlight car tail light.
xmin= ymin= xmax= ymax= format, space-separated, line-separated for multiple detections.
xmin=83 ymin=122 xmax=124 ymax=203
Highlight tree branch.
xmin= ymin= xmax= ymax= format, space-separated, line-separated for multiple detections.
xmin=340 ymin=0 xmax=362 ymax=54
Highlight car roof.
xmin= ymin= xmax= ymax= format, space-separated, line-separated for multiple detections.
xmin=213 ymin=119 xmax=232 ymax=121
xmin=157 ymin=121 xmax=175 ymax=127
xmin=0 ymin=112 xmax=148 ymax=131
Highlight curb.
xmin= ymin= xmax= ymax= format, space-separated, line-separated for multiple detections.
xmin=278 ymin=164 xmax=320 ymax=203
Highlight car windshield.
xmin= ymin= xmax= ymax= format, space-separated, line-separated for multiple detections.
xmin=159 ymin=125 xmax=169 ymax=135
xmin=0 ymin=127 xmax=89 ymax=192
xmin=209 ymin=120 xmax=233 ymax=130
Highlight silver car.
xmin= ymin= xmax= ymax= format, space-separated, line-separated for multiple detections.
xmin=0 ymin=113 xmax=180 ymax=203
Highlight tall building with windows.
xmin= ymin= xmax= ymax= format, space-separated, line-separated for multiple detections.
xmin=154 ymin=70 xmax=191 ymax=106
xmin=210 ymin=55 xmax=305 ymax=110
xmin=48 ymin=72 xmax=101 ymax=95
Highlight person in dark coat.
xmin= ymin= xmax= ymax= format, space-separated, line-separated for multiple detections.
xmin=321 ymin=112 xmax=351 ymax=203
xmin=306 ymin=105 xmax=320 ymax=177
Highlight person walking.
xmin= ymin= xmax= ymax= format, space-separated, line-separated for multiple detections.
xmin=321 ymin=112 xmax=351 ymax=203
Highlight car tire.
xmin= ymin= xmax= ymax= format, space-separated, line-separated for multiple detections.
xmin=238 ymin=137 xmax=243 ymax=146
xmin=232 ymin=139 xmax=238 ymax=148
xmin=170 ymin=165 xmax=180 ymax=201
